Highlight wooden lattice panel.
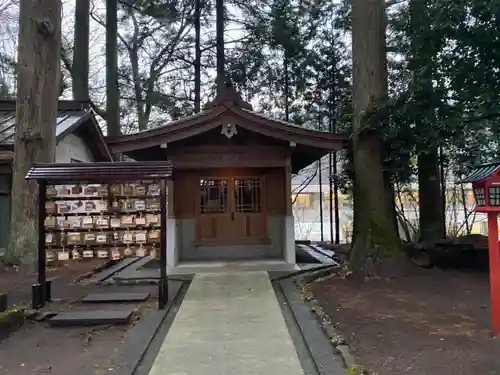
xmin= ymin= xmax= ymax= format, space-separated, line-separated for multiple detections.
xmin=200 ymin=178 xmax=228 ymax=214
xmin=233 ymin=177 xmax=261 ymax=213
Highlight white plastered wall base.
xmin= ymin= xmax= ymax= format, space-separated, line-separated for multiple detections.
xmin=285 ymin=215 xmax=296 ymax=264
xmin=167 ymin=218 xmax=177 ymax=267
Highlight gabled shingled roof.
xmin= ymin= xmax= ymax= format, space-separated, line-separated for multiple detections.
xmin=25 ymin=161 xmax=172 ymax=183
xmin=106 ymin=87 xmax=348 ymax=172
xmin=0 ymin=100 xmax=113 ymax=162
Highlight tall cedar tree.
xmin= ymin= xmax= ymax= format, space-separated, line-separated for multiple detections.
xmin=410 ymin=0 xmax=445 ymax=241
xmin=73 ymin=0 xmax=90 ymax=101
xmin=215 ymin=0 xmax=225 ymax=93
xmin=7 ymin=0 xmax=61 ymax=265
xmin=350 ymin=0 xmax=402 ymax=274
xmin=106 ymin=0 xmax=120 ymax=136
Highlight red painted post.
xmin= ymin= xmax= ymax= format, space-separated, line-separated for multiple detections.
xmin=487 ymin=212 xmax=500 ymax=335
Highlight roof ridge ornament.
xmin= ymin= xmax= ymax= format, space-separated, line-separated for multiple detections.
xmin=204 ymin=84 xmax=253 ymax=111
xmin=221 ymin=123 xmax=238 ymax=138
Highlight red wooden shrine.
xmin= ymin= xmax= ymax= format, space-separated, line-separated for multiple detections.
xmin=461 ymin=161 xmax=500 ymax=334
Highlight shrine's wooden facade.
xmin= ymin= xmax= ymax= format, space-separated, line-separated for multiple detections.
xmin=106 ymin=88 xmax=347 ymax=266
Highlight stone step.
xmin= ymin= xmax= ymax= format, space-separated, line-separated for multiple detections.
xmin=297 ymin=244 xmax=338 ymax=265
xmin=80 ymin=292 xmax=150 ymax=303
xmin=48 ymin=309 xmax=135 ymax=327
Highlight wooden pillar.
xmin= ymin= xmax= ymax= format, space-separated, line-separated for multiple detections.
xmin=33 ymin=180 xmax=48 ymax=309
xmin=159 ymin=178 xmax=168 ymax=309
xmin=487 ymin=212 xmax=500 ymax=334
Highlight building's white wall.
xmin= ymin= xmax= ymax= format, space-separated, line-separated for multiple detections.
xmin=0 ymin=134 xmax=97 ymax=255
xmin=55 ymin=133 xmax=94 ymax=163
xmin=291 ymin=188 xmax=485 ymax=242
xmin=293 ymin=192 xmax=353 ymax=243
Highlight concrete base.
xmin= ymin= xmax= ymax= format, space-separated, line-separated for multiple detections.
xmin=285 ymin=216 xmax=296 ymax=264
xmin=147 ymin=272 xmax=305 ymax=375
xmin=168 ymin=216 xmax=294 ymax=267
xmin=181 ymin=245 xmax=282 ymax=262
xmin=167 ymin=259 xmax=300 ymax=275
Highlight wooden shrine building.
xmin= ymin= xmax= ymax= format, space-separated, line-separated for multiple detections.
xmin=106 ymin=88 xmax=347 ymax=267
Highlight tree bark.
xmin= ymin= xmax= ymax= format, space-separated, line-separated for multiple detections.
xmin=106 ymin=0 xmax=120 ymax=136
xmin=350 ymin=0 xmax=402 ymax=275
xmin=6 ymin=0 xmax=61 ymax=265
xmin=418 ymin=149 xmax=445 ymax=240
xmin=409 ymin=0 xmax=445 ymax=242
xmin=328 ymin=46 xmax=340 ymax=244
xmin=215 ymin=0 xmax=225 ymax=95
xmin=72 ymin=0 xmax=90 ymax=101
xmin=194 ymin=0 xmax=201 ymax=112
xmin=284 ymin=52 xmax=289 ymax=121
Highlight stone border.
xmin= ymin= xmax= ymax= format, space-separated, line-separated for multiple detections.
xmin=75 ymin=259 xmax=120 ymax=282
xmin=85 ymin=257 xmax=145 ymax=284
xmin=104 ymin=277 xmax=192 ymax=375
xmin=0 ymin=293 xmax=7 ymax=311
xmin=295 ymin=264 xmax=344 ymax=284
xmin=293 ymin=271 xmax=365 ymax=373
xmin=0 ymin=307 xmax=25 ymax=342
xmin=273 ymin=263 xmax=364 ymax=373
xmin=273 ymin=278 xmax=345 ymax=374
xmin=269 ymin=264 xmax=342 ymax=283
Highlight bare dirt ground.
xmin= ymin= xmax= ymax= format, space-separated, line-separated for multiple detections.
xmin=0 ymin=285 xmax=158 ymax=375
xmin=0 ymin=320 xmax=129 ymax=375
xmin=0 ymin=259 xmax=109 ymax=306
xmin=311 ymin=267 xmax=500 ymax=375
xmin=0 ymin=260 xmax=159 ymax=375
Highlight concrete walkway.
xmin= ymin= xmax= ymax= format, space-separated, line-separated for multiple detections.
xmin=147 ymin=272 xmax=305 ymax=375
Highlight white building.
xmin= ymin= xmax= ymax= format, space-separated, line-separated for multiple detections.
xmin=0 ymin=101 xmax=113 ymax=254
xmin=292 ymin=157 xmax=487 ymax=242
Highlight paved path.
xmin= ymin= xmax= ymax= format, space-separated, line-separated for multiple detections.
xmin=147 ymin=271 xmax=305 ymax=375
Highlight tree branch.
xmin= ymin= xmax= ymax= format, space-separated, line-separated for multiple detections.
xmin=60 ymin=48 xmax=107 ymax=119
xmin=291 ymin=164 xmax=318 ymax=204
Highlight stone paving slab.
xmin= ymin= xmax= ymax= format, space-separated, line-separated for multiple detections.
xmin=81 ymin=292 xmax=150 ymax=303
xmin=86 ymin=257 xmax=142 ymax=284
xmin=48 ymin=309 xmax=134 ymax=326
xmin=147 ymin=272 xmax=305 ymax=375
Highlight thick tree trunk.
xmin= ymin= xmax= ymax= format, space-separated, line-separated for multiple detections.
xmin=409 ymin=0 xmax=445 ymax=242
xmin=6 ymin=0 xmax=61 ymax=265
xmin=72 ymin=0 xmax=90 ymax=101
xmin=106 ymin=0 xmax=120 ymax=136
xmin=350 ymin=0 xmax=402 ymax=275
xmin=418 ymin=149 xmax=445 ymax=241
